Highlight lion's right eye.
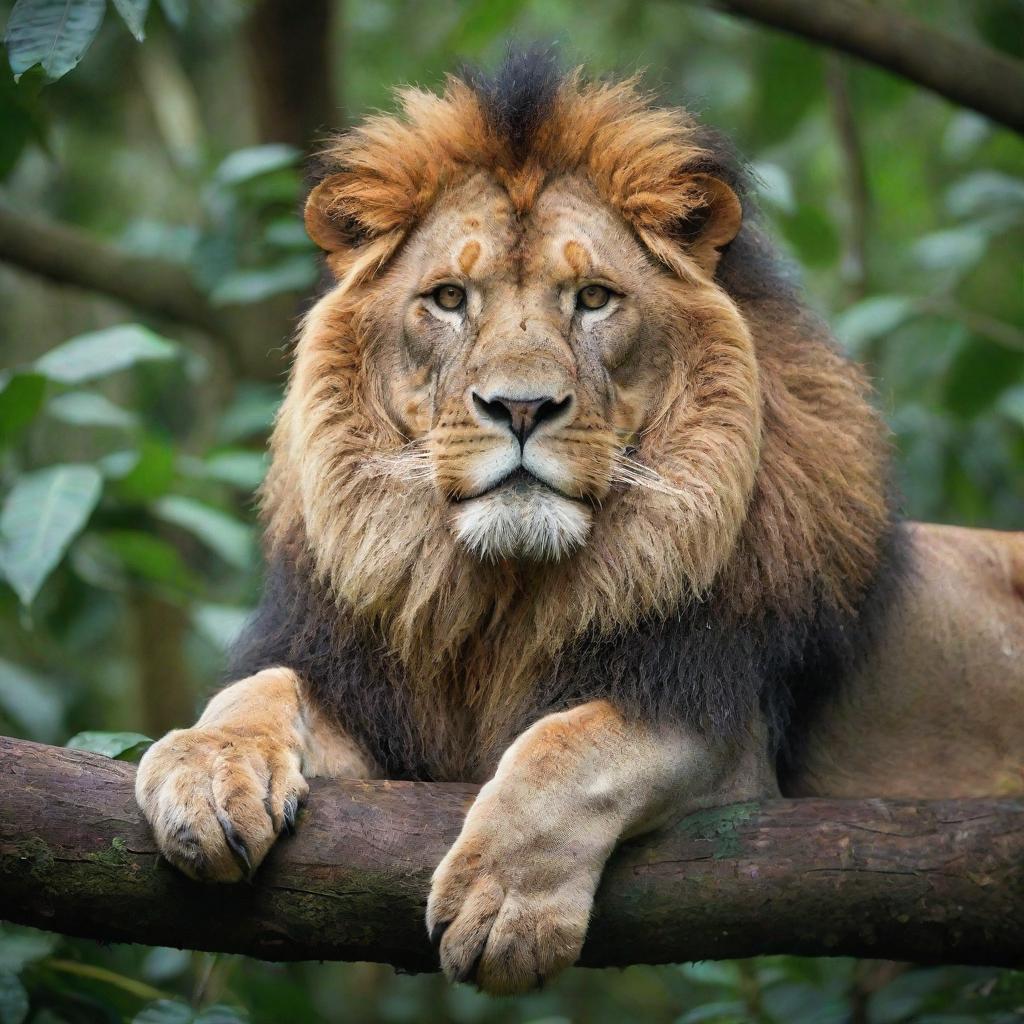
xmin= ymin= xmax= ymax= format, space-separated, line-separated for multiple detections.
xmin=577 ymin=284 xmax=611 ymax=311
xmin=432 ymin=284 xmax=466 ymax=311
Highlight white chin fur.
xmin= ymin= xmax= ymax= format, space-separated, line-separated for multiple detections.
xmin=453 ymin=486 xmax=592 ymax=562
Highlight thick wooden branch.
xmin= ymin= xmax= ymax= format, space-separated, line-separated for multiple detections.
xmin=0 ymin=204 xmax=226 ymax=337
xmin=706 ymin=0 xmax=1024 ymax=133
xmin=1 ymin=737 xmax=1021 ymax=969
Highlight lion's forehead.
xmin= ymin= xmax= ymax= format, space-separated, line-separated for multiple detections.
xmin=407 ymin=175 xmax=646 ymax=288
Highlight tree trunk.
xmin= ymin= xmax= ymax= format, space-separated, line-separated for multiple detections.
xmin=0 ymin=737 xmax=1020 ymax=970
xmin=245 ymin=0 xmax=339 ymax=151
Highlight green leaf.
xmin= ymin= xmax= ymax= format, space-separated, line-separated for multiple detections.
xmin=192 ymin=602 xmax=251 ymax=651
xmin=84 ymin=529 xmax=198 ymax=591
xmin=152 ymin=495 xmax=254 ymax=569
xmin=46 ymin=390 xmax=136 ymax=429
xmin=98 ymin=449 xmax=141 ymax=479
xmin=947 ymin=171 xmax=1024 ymax=220
xmin=198 ymin=450 xmax=268 ymax=490
xmin=4 ymin=0 xmax=106 ymax=80
xmin=195 ymin=1007 xmax=247 ymax=1024
xmin=750 ymin=36 xmax=822 ymax=147
xmin=0 ymin=925 xmax=58 ymax=973
xmin=112 ymin=0 xmax=150 ymax=41
xmin=215 ymin=144 xmax=300 ymax=187
xmin=0 ymin=658 xmax=63 ymax=742
xmin=216 ymin=384 xmax=281 ymax=443
xmin=157 ymin=0 xmax=186 ymax=27
xmin=133 ymin=1001 xmax=195 ymax=1024
xmin=445 ymin=0 xmax=523 ymax=54
xmin=66 ymin=730 xmax=152 ymax=760
xmin=0 ymin=971 xmax=27 ymax=1024
xmin=998 ymin=385 xmax=1024 ymax=430
xmin=780 ymin=204 xmax=839 ymax=268
xmin=208 ymin=256 xmax=317 ymax=306
xmin=0 ymin=372 xmax=46 ymax=444
xmin=912 ymin=225 xmax=989 ymax=277
xmin=34 ymin=324 xmax=179 ymax=385
xmin=751 ymin=161 xmax=795 ymax=214
xmin=131 ymin=1002 xmax=246 ymax=1024
xmin=140 ymin=947 xmax=191 ymax=983
xmin=264 ymin=218 xmax=314 ymax=251
xmin=0 ymin=52 xmax=47 ymax=177
xmin=110 ymin=436 xmax=176 ymax=502
xmin=943 ymin=339 xmax=1024 ymax=419
xmin=9 ymin=4 xmax=107 ymax=84
xmin=0 ymin=464 xmax=103 ymax=605
xmin=834 ymin=295 xmax=918 ymax=355
xmin=676 ymin=1002 xmax=748 ymax=1024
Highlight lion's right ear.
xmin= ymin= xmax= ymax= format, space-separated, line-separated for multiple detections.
xmin=304 ymin=172 xmax=412 ymax=287
xmin=304 ymin=174 xmax=366 ymax=254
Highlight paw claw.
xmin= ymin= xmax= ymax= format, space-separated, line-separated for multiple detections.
xmin=454 ymin=950 xmax=483 ymax=986
xmin=217 ymin=810 xmax=253 ymax=879
xmin=428 ymin=920 xmax=449 ymax=949
xmin=283 ymin=795 xmax=299 ymax=836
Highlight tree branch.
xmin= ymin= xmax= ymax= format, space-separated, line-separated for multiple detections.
xmin=706 ymin=0 xmax=1024 ymax=134
xmin=0 ymin=204 xmax=226 ymax=338
xmin=1 ymin=736 xmax=1021 ymax=969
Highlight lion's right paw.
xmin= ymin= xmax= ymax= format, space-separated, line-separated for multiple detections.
xmin=135 ymin=726 xmax=308 ymax=882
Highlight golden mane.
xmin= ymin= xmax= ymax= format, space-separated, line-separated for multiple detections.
xmin=257 ymin=63 xmax=893 ymax=776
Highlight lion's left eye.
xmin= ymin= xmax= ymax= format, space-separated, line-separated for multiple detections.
xmin=577 ymin=284 xmax=611 ymax=311
xmin=433 ymin=284 xmax=466 ymax=311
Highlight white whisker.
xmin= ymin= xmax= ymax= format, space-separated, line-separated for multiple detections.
xmin=611 ymin=452 xmax=688 ymax=498
xmin=368 ymin=441 xmax=435 ymax=484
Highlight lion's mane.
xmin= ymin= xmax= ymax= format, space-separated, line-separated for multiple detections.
xmin=232 ymin=51 xmax=904 ymax=783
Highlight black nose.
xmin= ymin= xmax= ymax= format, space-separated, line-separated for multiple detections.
xmin=471 ymin=392 xmax=572 ymax=444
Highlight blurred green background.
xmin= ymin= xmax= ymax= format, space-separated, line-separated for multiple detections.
xmin=0 ymin=1 xmax=1022 ymax=1022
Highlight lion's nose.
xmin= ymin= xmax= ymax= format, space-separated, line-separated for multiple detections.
xmin=471 ymin=392 xmax=573 ymax=445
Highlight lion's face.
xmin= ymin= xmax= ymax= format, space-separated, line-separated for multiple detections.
xmin=266 ymin=70 xmax=786 ymax=661
xmin=367 ymin=172 xmax=675 ymax=561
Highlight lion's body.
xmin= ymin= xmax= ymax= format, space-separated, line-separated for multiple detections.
xmin=135 ymin=51 xmax=1024 ymax=993
xmin=792 ymin=522 xmax=1024 ymax=799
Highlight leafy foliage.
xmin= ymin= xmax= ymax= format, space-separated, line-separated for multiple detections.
xmin=0 ymin=0 xmax=1021 ymax=1021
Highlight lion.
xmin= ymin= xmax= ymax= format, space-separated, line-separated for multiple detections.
xmin=135 ymin=51 xmax=1024 ymax=993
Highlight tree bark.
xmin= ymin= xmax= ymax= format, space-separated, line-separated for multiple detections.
xmin=0 ymin=736 xmax=1020 ymax=970
xmin=707 ymin=0 xmax=1024 ymax=134
xmin=245 ymin=0 xmax=339 ymax=151
xmin=0 ymin=205 xmax=225 ymax=338
xmin=0 ymin=204 xmax=296 ymax=380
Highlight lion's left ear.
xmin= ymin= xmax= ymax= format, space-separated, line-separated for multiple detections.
xmin=304 ymin=173 xmax=367 ymax=254
xmin=672 ymin=174 xmax=743 ymax=273
xmin=631 ymin=173 xmax=742 ymax=278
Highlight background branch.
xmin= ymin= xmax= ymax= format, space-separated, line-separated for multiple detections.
xmin=0 ymin=204 xmax=226 ymax=338
xmin=1 ymin=736 xmax=1021 ymax=970
xmin=706 ymin=0 xmax=1024 ymax=133
xmin=825 ymin=53 xmax=870 ymax=302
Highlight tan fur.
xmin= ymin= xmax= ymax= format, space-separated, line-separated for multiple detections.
xmin=792 ymin=523 xmax=1024 ymax=798
xmin=135 ymin=668 xmax=370 ymax=881
xmin=426 ymin=699 xmax=772 ymax=993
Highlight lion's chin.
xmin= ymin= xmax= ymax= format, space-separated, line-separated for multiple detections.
xmin=451 ymin=485 xmax=592 ymax=563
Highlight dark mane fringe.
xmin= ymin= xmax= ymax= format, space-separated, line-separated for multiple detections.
xmin=229 ymin=519 xmax=909 ymax=783
xmin=463 ymin=45 xmax=563 ymax=159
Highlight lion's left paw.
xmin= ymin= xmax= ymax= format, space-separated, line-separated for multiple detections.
xmin=426 ymin=813 xmax=603 ymax=994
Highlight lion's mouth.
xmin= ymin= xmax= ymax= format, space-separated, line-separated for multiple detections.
xmin=452 ymin=467 xmax=586 ymax=505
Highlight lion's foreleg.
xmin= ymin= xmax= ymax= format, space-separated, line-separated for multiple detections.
xmin=426 ymin=699 xmax=770 ymax=994
xmin=135 ymin=667 xmax=371 ymax=882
